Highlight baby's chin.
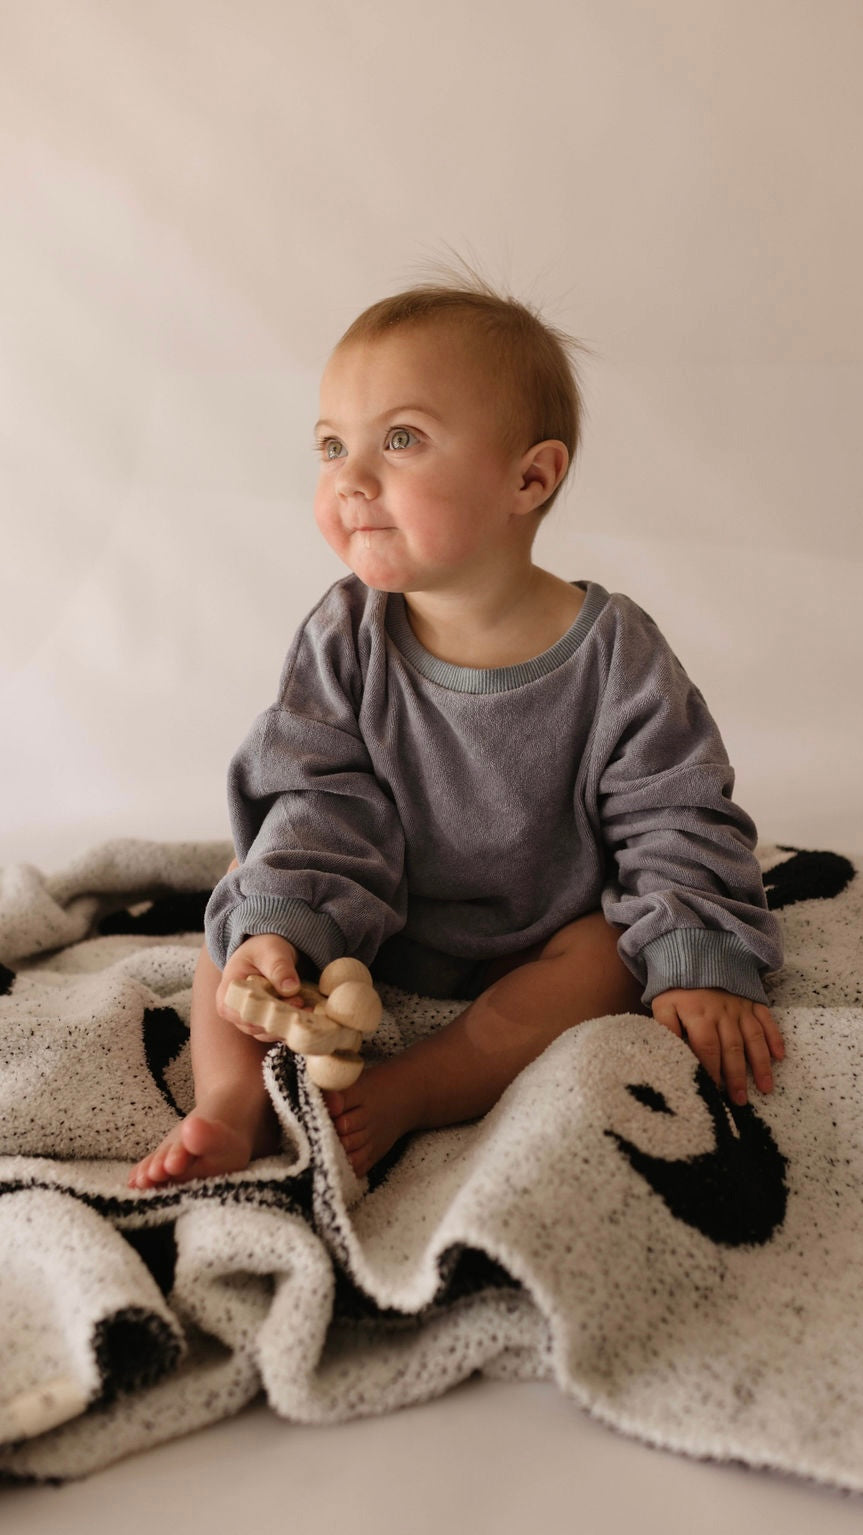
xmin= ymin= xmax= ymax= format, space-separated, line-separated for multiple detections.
xmin=341 ymin=565 xmax=406 ymax=593
xmin=339 ymin=544 xmax=443 ymax=596
xmin=341 ymin=557 xmax=415 ymax=595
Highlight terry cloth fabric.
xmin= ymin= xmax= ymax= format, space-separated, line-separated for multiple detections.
xmin=203 ymin=576 xmax=783 ymax=1009
xmin=0 ymin=837 xmax=860 ymax=1489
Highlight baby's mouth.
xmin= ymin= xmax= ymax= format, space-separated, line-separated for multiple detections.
xmin=352 ymin=526 xmax=394 ymax=547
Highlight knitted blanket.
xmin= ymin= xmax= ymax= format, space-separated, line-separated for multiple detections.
xmin=0 ymin=838 xmax=860 ymax=1490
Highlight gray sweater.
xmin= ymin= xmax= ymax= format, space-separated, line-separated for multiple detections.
xmin=204 ymin=576 xmax=784 ymax=1006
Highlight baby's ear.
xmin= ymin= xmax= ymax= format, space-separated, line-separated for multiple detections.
xmin=519 ymin=440 xmax=569 ymax=507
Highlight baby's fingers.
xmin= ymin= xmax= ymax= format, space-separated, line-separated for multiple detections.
xmin=723 ymin=1003 xmax=787 ymax=1104
xmin=653 ymin=1000 xmax=721 ymax=1086
xmin=679 ymin=1020 xmax=724 ymax=1091
xmin=650 ymin=997 xmax=683 ymax=1038
xmin=754 ymin=1003 xmax=785 ymax=1060
xmin=720 ymin=1019 xmax=754 ymax=1104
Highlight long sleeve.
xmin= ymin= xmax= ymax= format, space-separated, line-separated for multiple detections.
xmin=592 ymin=597 xmax=784 ymax=1006
xmin=204 ymin=585 xmax=407 ymax=971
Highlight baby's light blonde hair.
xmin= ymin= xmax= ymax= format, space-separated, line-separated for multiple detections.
xmin=333 ymin=257 xmax=591 ymax=515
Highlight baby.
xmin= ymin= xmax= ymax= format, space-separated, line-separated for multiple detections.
xmin=130 ymin=276 xmax=785 ymax=1190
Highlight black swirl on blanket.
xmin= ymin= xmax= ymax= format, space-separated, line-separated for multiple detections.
xmin=0 ymin=964 xmax=15 ymax=997
xmin=763 ymin=846 xmax=856 ymax=908
xmin=607 ymin=1067 xmax=788 ymax=1247
xmin=91 ymin=1304 xmax=183 ymax=1406
xmin=143 ymin=1006 xmax=190 ymax=1116
xmin=97 ymin=890 xmax=213 ymax=936
xmin=599 ymin=842 xmax=852 ymax=1249
xmin=124 ymin=1221 xmax=179 ymax=1299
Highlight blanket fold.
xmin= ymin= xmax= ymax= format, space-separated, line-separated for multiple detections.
xmin=0 ymin=838 xmax=861 ymax=1492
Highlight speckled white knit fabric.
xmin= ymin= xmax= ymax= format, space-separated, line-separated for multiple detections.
xmin=0 ymin=838 xmax=860 ymax=1488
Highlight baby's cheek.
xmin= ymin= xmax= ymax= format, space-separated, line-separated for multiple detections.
xmin=313 ymin=494 xmax=343 ymax=550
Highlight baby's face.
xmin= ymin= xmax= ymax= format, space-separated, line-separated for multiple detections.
xmin=313 ymin=325 xmax=527 ymax=595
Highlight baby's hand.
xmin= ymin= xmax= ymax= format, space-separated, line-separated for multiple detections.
xmin=217 ymin=934 xmax=303 ymax=1042
xmin=650 ymin=987 xmax=785 ymax=1106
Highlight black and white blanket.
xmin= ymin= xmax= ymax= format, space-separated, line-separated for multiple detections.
xmin=0 ymin=838 xmax=860 ymax=1490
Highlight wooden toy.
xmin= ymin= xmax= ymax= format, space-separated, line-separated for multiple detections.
xmin=225 ymin=957 xmax=383 ymax=1090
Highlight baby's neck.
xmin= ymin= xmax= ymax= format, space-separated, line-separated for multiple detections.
xmin=402 ymin=566 xmax=585 ymax=670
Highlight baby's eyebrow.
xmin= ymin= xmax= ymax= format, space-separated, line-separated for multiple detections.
xmin=314 ymin=404 xmax=443 ymax=433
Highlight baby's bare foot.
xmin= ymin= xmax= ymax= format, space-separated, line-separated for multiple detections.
xmin=322 ymin=1058 xmax=423 ymax=1179
xmin=129 ymin=1106 xmax=279 ymax=1190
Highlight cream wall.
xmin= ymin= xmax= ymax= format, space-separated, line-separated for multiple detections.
xmin=2 ymin=0 xmax=861 ymax=866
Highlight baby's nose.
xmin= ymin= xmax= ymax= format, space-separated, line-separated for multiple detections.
xmin=336 ymin=454 xmax=378 ymax=498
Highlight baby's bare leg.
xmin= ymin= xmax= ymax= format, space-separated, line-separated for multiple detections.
xmin=409 ymin=909 xmax=647 ymax=1129
xmin=130 ymin=889 xmax=279 ymax=1189
xmin=325 ymin=910 xmax=648 ymax=1174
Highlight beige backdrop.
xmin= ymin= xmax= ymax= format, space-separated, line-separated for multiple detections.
xmin=2 ymin=1 xmax=861 ymax=867
xmin=2 ymin=6 xmax=863 ymax=1530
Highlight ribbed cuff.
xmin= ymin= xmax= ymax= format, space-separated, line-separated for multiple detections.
xmin=225 ymin=897 xmax=345 ymax=970
xmin=639 ymin=927 xmax=768 ymax=1007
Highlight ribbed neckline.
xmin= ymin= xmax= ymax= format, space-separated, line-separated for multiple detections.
xmin=385 ymin=580 xmax=609 ymax=694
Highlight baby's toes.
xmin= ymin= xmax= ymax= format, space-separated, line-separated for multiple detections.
xmin=130 ymin=1151 xmax=165 ymax=1189
xmin=142 ymin=1152 xmax=170 ymax=1185
xmin=328 ymin=1100 xmax=362 ymax=1136
xmin=346 ymin=1143 xmax=372 ymax=1177
xmin=128 ymin=1157 xmax=149 ymax=1189
xmin=322 ymin=1090 xmax=346 ymax=1120
xmin=339 ymin=1125 xmax=370 ymax=1154
xmin=144 ymin=1139 xmax=187 ymax=1186
xmin=163 ymin=1139 xmax=194 ymax=1177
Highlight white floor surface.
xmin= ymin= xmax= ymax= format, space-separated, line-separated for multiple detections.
xmin=4 ymin=1381 xmax=863 ymax=1535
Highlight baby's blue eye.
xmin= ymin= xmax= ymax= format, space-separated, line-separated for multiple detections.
xmin=321 ymin=438 xmax=345 ymax=460
xmin=386 ymin=427 xmax=417 ymax=451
